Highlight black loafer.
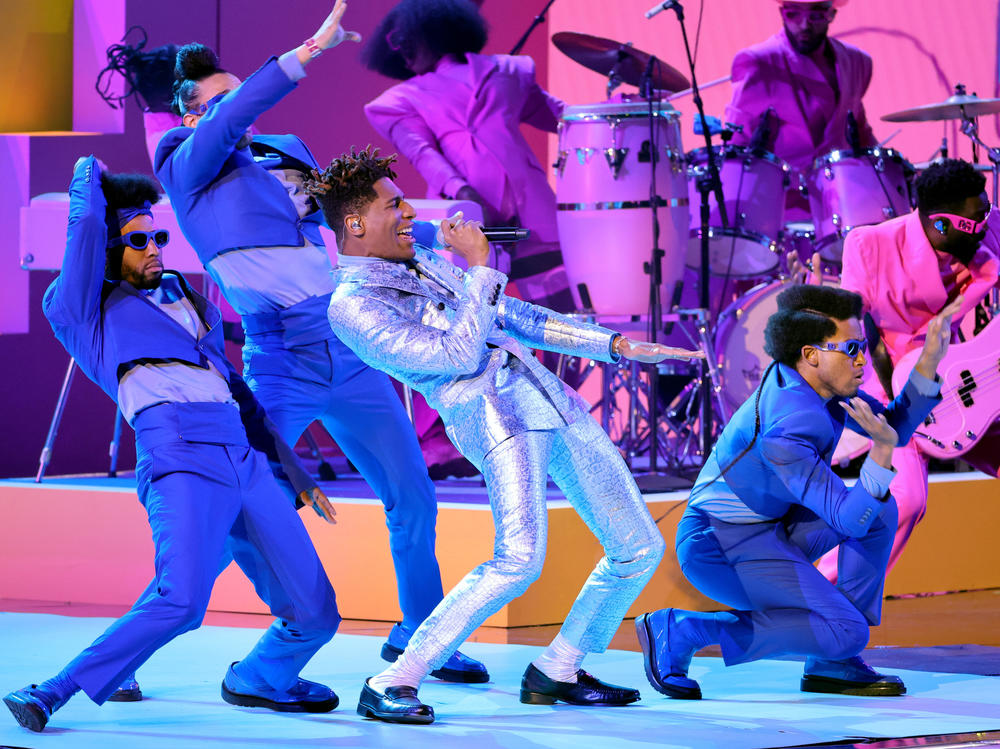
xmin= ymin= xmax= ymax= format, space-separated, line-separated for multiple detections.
xmin=357 ymin=680 xmax=434 ymax=724
xmin=519 ymin=663 xmax=640 ymax=706
xmin=107 ymin=675 xmax=143 ymax=702
xmin=221 ymin=663 xmax=339 ymax=713
xmin=4 ymin=687 xmax=52 ymax=733
xmin=801 ymin=656 xmax=906 ymax=697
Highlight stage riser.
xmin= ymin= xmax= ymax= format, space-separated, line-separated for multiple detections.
xmin=0 ymin=475 xmax=995 ymax=626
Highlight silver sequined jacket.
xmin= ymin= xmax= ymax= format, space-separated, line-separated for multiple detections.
xmin=328 ymin=248 xmax=620 ymax=467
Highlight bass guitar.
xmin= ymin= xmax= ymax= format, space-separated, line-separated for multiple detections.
xmin=891 ymin=315 xmax=1000 ymax=460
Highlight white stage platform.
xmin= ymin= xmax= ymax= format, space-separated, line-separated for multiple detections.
xmin=1 ymin=612 xmax=998 ymax=748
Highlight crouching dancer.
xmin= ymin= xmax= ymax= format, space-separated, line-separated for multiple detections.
xmin=636 ymin=285 xmax=956 ymax=700
xmin=310 ymin=146 xmax=705 ymax=724
xmin=3 ymin=157 xmax=340 ymax=733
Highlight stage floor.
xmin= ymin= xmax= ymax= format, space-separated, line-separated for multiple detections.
xmin=1 ymin=612 xmax=999 ymax=749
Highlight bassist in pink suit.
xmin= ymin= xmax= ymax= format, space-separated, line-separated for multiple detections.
xmin=821 ymin=159 xmax=1000 ymax=578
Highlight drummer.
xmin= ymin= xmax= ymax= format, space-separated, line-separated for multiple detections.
xmin=362 ymin=0 xmax=573 ymax=313
xmin=724 ymin=0 xmax=876 ymax=221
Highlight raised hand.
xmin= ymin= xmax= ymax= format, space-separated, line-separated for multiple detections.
xmin=615 ymin=337 xmax=706 ymax=363
xmin=914 ymin=294 xmax=964 ymax=380
xmin=312 ymin=0 xmax=362 ymax=51
xmin=785 ymin=249 xmax=822 ymax=285
xmin=297 ymin=486 xmax=337 ymax=524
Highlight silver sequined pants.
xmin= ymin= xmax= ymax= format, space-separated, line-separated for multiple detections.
xmin=407 ymin=415 xmax=666 ymax=669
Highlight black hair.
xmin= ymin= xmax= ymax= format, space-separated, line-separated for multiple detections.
xmin=305 ymin=146 xmax=399 ymax=246
xmin=704 ymin=284 xmax=862 ymax=491
xmin=915 ymin=158 xmax=987 ymax=214
xmin=362 ymin=0 xmax=488 ymax=80
xmin=101 ymin=172 xmax=161 ymax=280
xmin=763 ymin=285 xmax=864 ymax=366
xmin=171 ymin=43 xmax=226 ymax=116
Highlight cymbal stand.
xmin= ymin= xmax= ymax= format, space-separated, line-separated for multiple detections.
xmin=509 ymin=0 xmax=558 ymax=56
xmin=594 ymin=309 xmax=729 ymax=480
xmin=957 ymin=114 xmax=1000 ymax=315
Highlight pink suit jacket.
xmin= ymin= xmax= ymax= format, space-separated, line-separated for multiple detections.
xmin=725 ymin=31 xmax=875 ymax=173
xmin=364 ymin=53 xmax=564 ymax=243
xmin=840 ymin=210 xmax=1000 ymax=369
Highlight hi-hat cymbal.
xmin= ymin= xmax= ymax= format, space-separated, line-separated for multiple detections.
xmin=883 ymin=93 xmax=1000 ymax=123
xmin=552 ymin=31 xmax=689 ymax=93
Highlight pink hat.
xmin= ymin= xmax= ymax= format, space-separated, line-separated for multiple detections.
xmin=776 ymin=0 xmax=847 ymax=7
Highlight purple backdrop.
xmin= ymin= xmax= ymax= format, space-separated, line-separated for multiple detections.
xmin=0 ymin=0 xmax=550 ymax=479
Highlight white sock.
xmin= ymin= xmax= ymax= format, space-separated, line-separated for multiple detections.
xmin=532 ymin=633 xmax=585 ymax=684
xmin=368 ymin=648 xmax=432 ymax=692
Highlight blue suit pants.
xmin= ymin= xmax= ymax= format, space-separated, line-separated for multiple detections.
xmin=244 ymin=334 xmax=443 ymax=629
xmin=676 ymin=500 xmax=897 ymax=665
xmin=63 ymin=404 xmax=339 ymax=704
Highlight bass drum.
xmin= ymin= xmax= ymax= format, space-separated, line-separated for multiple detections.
xmin=714 ymin=277 xmax=870 ymax=463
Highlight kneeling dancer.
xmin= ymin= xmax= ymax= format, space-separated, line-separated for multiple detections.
xmin=637 ymin=285 xmax=956 ymax=699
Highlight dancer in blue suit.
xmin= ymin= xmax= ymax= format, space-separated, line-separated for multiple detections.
xmin=152 ymin=1 xmax=485 ymax=681
xmin=3 ymin=157 xmax=341 ymax=734
xmin=636 ymin=284 xmax=959 ymax=699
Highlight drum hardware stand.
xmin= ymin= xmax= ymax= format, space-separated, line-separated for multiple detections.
xmin=649 ymin=0 xmax=729 ymax=461
xmin=36 ymin=357 xmax=126 ymax=483
xmin=958 ymin=116 xmax=1000 ymax=205
xmin=594 ymin=308 xmax=728 ymax=481
xmin=509 ymin=0 xmax=558 ymax=55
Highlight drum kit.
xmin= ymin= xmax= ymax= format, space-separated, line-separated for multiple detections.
xmin=550 ymin=32 xmax=1000 ymax=473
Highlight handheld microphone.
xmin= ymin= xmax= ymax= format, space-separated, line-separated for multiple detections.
xmin=645 ymin=0 xmax=679 ymax=19
xmin=481 ymin=227 xmax=531 ymax=243
xmin=414 ymin=220 xmax=530 ymax=248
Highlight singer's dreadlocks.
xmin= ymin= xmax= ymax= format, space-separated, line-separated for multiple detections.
xmin=305 ymin=145 xmax=398 ymax=246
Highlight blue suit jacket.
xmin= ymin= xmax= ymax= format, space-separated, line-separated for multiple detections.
xmin=153 ymin=57 xmax=325 ymax=264
xmin=702 ymin=362 xmax=939 ymax=537
xmin=43 ymin=156 xmax=313 ymax=496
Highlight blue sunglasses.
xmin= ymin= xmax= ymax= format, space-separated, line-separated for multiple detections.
xmin=812 ymin=338 xmax=868 ymax=358
xmin=108 ymin=229 xmax=170 ymax=251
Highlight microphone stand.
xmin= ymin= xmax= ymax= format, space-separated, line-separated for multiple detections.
xmin=651 ymin=0 xmax=727 ymax=461
xmin=510 ymin=0 xmax=558 ymax=55
xmin=635 ymin=55 xmax=669 ymax=490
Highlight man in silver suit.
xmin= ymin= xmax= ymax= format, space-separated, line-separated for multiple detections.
xmin=310 ymin=146 xmax=705 ymax=724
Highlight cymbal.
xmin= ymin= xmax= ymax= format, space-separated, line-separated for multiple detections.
xmin=913 ymin=159 xmax=994 ymax=172
xmin=883 ymin=93 xmax=1000 ymax=122
xmin=552 ymin=31 xmax=689 ymax=93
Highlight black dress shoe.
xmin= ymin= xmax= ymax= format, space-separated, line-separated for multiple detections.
xmin=519 ymin=664 xmax=640 ymax=706
xmin=357 ymin=680 xmax=434 ymax=724
xmin=107 ymin=675 xmax=142 ymax=702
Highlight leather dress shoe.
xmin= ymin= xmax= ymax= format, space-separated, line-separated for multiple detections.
xmin=381 ymin=623 xmax=489 ymax=683
xmin=801 ymin=656 xmax=906 ymax=696
xmin=220 ymin=662 xmax=339 ymax=713
xmin=519 ymin=663 xmax=640 ymax=706
xmin=635 ymin=610 xmax=703 ymax=699
xmin=357 ymin=679 xmax=434 ymax=724
xmin=3 ymin=685 xmax=65 ymax=733
xmin=107 ymin=674 xmax=142 ymax=702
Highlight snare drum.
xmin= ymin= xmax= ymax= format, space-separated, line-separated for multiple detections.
xmin=808 ymin=147 xmax=914 ymax=263
xmin=556 ymin=101 xmax=688 ymax=316
xmin=686 ymin=145 xmax=789 ymax=278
